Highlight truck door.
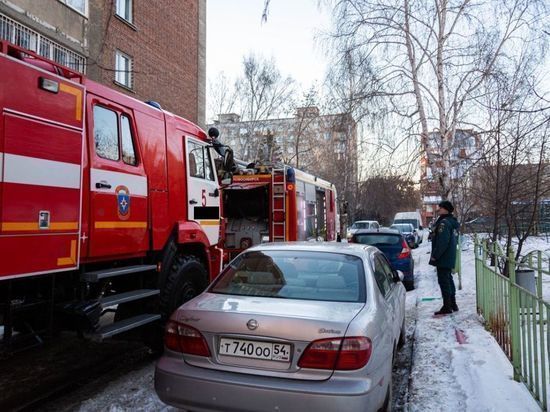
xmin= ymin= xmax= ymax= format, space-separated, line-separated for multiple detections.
xmin=185 ymin=137 xmax=220 ymax=245
xmin=87 ymin=97 xmax=149 ymax=258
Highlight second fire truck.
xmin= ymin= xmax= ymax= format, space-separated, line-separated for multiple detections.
xmin=221 ymin=162 xmax=339 ymax=261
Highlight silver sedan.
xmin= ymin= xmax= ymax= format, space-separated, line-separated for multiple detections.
xmin=155 ymin=242 xmax=406 ymax=412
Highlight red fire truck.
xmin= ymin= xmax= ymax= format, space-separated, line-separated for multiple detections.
xmin=222 ymin=162 xmax=339 ymax=261
xmin=0 ymin=41 xmax=232 ymax=349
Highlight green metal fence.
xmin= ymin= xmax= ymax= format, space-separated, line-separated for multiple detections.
xmin=475 ymin=236 xmax=550 ymax=410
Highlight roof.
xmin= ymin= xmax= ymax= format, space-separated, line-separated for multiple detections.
xmin=245 ymin=241 xmax=378 ymax=258
xmin=353 ymin=228 xmax=401 ymax=235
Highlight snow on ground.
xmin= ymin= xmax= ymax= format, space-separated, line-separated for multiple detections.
xmin=407 ymin=236 xmax=544 ymax=411
xmin=66 ymin=234 xmax=548 ymax=411
xmin=57 ymin=364 xmax=173 ymax=412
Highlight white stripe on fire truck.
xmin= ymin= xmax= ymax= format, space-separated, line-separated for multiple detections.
xmin=90 ymin=168 xmax=148 ymax=197
xmin=0 ymin=152 xmax=3 ymax=182
xmin=1 ymin=153 xmax=80 ymax=189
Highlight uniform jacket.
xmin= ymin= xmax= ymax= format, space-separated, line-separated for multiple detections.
xmin=429 ymin=214 xmax=459 ymax=269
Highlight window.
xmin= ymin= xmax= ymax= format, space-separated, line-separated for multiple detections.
xmin=53 ymin=48 xmax=68 ymax=66
xmin=121 ymin=115 xmax=136 ymax=165
xmin=378 ymin=255 xmax=396 ymax=291
xmin=0 ymin=13 xmax=86 ymax=73
xmin=93 ymin=106 xmax=119 ymax=161
xmin=373 ymin=256 xmax=392 ymax=296
xmin=93 ymin=106 xmax=138 ymax=166
xmin=210 ymin=251 xmax=365 ymax=303
xmin=58 ymin=0 xmax=87 ymax=15
xmin=115 ymin=50 xmax=133 ymax=89
xmin=188 ymin=141 xmax=215 ymax=181
xmin=354 ymin=234 xmax=401 ymax=246
xmin=116 ymin=0 xmax=133 ymax=23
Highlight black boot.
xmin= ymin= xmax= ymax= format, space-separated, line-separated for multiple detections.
xmin=434 ymin=297 xmax=453 ymax=316
xmin=450 ymin=296 xmax=459 ymax=312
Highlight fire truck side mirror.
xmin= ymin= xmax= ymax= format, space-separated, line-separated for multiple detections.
xmin=221 ymin=172 xmax=232 ymax=186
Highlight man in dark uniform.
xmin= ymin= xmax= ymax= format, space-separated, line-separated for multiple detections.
xmin=429 ymin=200 xmax=460 ymax=315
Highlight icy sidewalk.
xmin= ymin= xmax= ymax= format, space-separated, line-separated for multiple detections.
xmin=406 ymin=240 xmax=542 ymax=411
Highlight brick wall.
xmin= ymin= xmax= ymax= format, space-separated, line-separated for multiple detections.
xmin=88 ymin=0 xmax=204 ymax=125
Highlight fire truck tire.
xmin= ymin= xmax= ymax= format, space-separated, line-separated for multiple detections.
xmin=160 ymin=254 xmax=208 ymax=319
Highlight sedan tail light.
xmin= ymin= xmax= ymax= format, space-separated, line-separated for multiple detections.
xmin=298 ymin=337 xmax=372 ymax=370
xmin=165 ymin=320 xmax=210 ymax=356
xmin=397 ymin=239 xmax=411 ymax=259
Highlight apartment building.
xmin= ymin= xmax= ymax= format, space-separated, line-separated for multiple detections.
xmin=420 ymin=129 xmax=481 ymax=222
xmin=210 ymin=106 xmax=359 ymax=222
xmin=0 ymin=0 xmax=205 ymax=125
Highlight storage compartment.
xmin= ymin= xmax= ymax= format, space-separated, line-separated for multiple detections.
xmin=223 ymin=185 xmax=269 ymax=250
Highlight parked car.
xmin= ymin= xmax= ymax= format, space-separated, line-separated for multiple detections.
xmin=350 ymin=228 xmax=415 ymax=291
xmin=393 ymin=212 xmax=423 ymax=244
xmin=155 ymin=242 xmax=406 ymax=412
xmin=346 ymin=220 xmax=380 ymax=240
xmin=390 ymin=223 xmax=419 ymax=247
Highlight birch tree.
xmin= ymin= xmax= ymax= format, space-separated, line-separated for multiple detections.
xmin=327 ymin=0 xmax=548 ymax=197
xmin=207 ymin=72 xmax=238 ymax=123
xmin=467 ymin=45 xmax=550 ymax=263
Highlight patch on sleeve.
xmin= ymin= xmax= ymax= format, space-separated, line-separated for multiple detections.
xmin=438 ymin=223 xmax=445 ymax=233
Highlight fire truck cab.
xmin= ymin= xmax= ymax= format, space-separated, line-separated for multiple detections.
xmin=222 ymin=162 xmax=338 ymax=261
xmin=0 ymin=41 xmax=230 ymax=349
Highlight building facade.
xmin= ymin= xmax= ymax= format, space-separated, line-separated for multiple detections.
xmin=420 ymin=129 xmax=481 ymax=223
xmin=0 ymin=0 xmax=205 ymax=125
xmin=209 ymin=107 xmax=359 ymax=227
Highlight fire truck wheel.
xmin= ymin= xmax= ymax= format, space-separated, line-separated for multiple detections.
xmin=161 ymin=254 xmax=208 ymax=319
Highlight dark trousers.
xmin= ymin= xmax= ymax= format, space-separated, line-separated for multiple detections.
xmin=436 ymin=267 xmax=455 ymax=299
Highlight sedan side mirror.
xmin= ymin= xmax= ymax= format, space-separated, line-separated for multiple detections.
xmin=393 ymin=270 xmax=404 ymax=283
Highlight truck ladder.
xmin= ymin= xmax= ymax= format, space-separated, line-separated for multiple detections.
xmin=271 ymin=167 xmax=286 ymax=242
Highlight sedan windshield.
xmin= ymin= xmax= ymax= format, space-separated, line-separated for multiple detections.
xmin=351 ymin=222 xmax=369 ymax=229
xmin=210 ymin=250 xmax=366 ymax=302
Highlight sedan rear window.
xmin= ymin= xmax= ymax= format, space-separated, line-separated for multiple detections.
xmin=210 ymin=251 xmax=366 ymax=302
xmin=353 ymin=234 xmax=401 ymax=246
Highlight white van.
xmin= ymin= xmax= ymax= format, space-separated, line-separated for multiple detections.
xmin=393 ymin=212 xmax=424 ymax=243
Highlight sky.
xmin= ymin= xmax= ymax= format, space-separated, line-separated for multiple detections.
xmin=206 ymin=0 xmax=331 ymax=95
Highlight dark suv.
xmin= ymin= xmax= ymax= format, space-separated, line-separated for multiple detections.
xmin=350 ymin=228 xmax=414 ymax=291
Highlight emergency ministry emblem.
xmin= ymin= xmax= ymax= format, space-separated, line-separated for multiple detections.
xmin=115 ymin=185 xmax=130 ymax=220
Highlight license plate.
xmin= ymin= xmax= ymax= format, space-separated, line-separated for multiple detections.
xmin=219 ymin=338 xmax=291 ymax=362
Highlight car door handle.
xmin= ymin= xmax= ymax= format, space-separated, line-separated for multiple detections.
xmin=95 ymin=181 xmax=112 ymax=189
xmin=209 ymin=189 xmax=219 ymax=197
xmin=189 ymin=199 xmax=198 ymax=205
